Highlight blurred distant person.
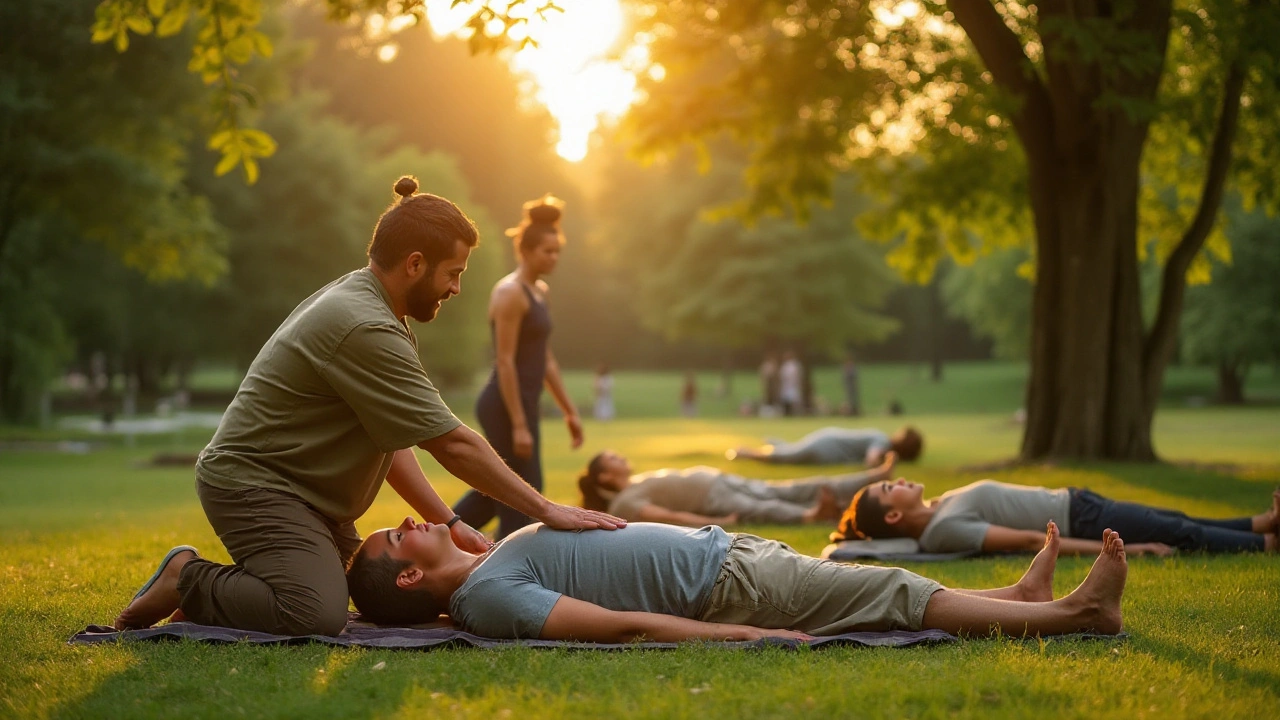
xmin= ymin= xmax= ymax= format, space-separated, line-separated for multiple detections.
xmin=779 ymin=351 xmax=804 ymax=416
xmin=842 ymin=353 xmax=862 ymax=417
xmin=759 ymin=353 xmax=780 ymax=411
xmin=113 ymin=178 xmax=622 ymax=636
xmin=454 ymin=195 xmax=586 ymax=540
xmin=593 ymin=364 xmax=615 ymax=422
xmin=578 ymin=451 xmax=898 ymax=527
xmin=681 ymin=371 xmax=699 ymax=417
xmin=730 ymin=426 xmax=924 ymax=466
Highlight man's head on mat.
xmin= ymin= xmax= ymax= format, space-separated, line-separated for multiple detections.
xmin=841 ymin=478 xmax=928 ymax=540
xmin=347 ymin=516 xmax=471 ymax=625
xmin=577 ymin=451 xmax=633 ymax=511
xmin=368 ymin=175 xmax=480 ymax=323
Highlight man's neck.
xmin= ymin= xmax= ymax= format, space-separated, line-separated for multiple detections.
xmin=368 ymin=262 xmax=408 ymax=319
xmin=429 ymin=547 xmax=488 ymax=598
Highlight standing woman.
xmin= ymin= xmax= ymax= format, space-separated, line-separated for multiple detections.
xmin=453 ymin=195 xmax=583 ymax=539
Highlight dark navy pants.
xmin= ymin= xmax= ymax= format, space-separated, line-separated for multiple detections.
xmin=453 ymin=382 xmax=543 ymax=540
xmin=1068 ymin=489 xmax=1263 ymax=553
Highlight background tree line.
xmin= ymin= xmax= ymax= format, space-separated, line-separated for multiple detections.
xmin=3 ymin=0 xmax=1277 ymax=432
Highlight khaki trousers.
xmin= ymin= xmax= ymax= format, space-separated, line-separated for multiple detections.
xmin=177 ymin=479 xmax=362 ymax=636
xmin=699 ymin=534 xmax=942 ymax=634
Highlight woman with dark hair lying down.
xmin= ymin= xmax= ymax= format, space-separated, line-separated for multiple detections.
xmin=578 ymin=451 xmax=898 ymax=527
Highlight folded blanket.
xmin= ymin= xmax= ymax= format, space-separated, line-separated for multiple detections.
xmin=821 ymin=538 xmax=978 ymax=562
xmin=69 ymin=619 xmax=957 ymax=651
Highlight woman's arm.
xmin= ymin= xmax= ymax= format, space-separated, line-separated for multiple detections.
xmin=490 ymin=283 xmax=534 ymax=458
xmin=635 ymin=503 xmax=738 ymax=528
xmin=543 ymin=347 xmax=583 ymax=449
xmin=539 ymin=595 xmax=810 ymax=643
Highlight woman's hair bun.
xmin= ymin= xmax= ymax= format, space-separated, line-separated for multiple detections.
xmin=527 ymin=203 xmax=561 ymax=225
xmin=394 ymin=175 xmax=419 ymax=198
xmin=524 ymin=194 xmax=563 ymax=225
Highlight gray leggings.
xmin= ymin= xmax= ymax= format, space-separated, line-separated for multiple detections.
xmin=699 ymin=470 xmax=879 ymax=524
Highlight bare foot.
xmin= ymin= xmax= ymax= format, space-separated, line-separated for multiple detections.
xmin=1250 ymin=489 xmax=1279 ymax=534
xmin=1014 ymin=521 xmax=1060 ymax=602
xmin=806 ymin=486 xmax=842 ymax=523
xmin=870 ymin=451 xmax=897 ymax=482
xmin=113 ymin=548 xmax=197 ymax=630
xmin=727 ymin=447 xmax=764 ymax=461
xmin=1064 ymin=529 xmax=1127 ymax=635
xmin=1271 ymin=489 xmax=1280 ymax=534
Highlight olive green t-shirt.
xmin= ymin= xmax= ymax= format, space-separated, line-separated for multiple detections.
xmin=196 ymin=268 xmax=461 ymax=522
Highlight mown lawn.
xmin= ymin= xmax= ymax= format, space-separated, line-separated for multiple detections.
xmin=2 ymin=408 xmax=1278 ymax=719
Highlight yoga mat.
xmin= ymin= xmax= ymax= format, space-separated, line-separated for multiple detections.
xmin=821 ymin=538 xmax=979 ymax=563
xmin=69 ymin=618 xmax=958 ymax=651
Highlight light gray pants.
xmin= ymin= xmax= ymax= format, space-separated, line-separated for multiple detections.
xmin=699 ymin=469 xmax=878 ymax=524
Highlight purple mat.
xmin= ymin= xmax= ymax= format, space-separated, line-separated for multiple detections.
xmin=68 ymin=620 xmax=958 ymax=651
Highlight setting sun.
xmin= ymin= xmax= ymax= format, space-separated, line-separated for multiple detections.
xmin=423 ymin=0 xmax=643 ymax=162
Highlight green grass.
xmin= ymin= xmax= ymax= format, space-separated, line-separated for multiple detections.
xmin=2 ymin=408 xmax=1279 ymax=718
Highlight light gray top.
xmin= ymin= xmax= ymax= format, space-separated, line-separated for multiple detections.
xmin=767 ymin=427 xmax=891 ymax=464
xmin=918 ymin=480 xmax=1072 ymax=553
xmin=449 ymin=522 xmax=732 ymax=639
xmin=607 ymin=466 xmax=722 ymax=520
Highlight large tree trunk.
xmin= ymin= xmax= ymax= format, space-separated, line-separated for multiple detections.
xmin=947 ymin=0 xmax=1262 ymax=461
xmin=1020 ymin=136 xmax=1155 ymax=460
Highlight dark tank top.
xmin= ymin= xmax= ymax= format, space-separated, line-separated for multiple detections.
xmin=482 ymin=282 xmax=550 ymax=406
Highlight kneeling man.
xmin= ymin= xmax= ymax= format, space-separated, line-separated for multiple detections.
xmin=346 ymin=517 xmax=1128 ymax=642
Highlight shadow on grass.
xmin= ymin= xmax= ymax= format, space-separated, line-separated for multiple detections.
xmin=51 ymin=641 xmax=417 ymax=720
xmin=1101 ymin=462 xmax=1277 ymax=512
xmin=1133 ymin=634 xmax=1280 ymax=698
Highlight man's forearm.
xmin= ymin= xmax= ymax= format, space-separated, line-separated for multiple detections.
xmin=1055 ymin=537 xmax=1104 ymax=554
xmin=384 ymin=448 xmax=454 ymax=523
xmin=421 ymin=425 xmax=551 ymax=519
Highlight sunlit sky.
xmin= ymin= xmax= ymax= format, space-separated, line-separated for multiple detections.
xmin=417 ymin=0 xmax=645 ymax=162
xmin=367 ymin=0 xmax=943 ymax=162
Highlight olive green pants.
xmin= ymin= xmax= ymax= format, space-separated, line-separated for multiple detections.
xmin=177 ymin=479 xmax=361 ymax=636
xmin=699 ymin=534 xmax=942 ymax=634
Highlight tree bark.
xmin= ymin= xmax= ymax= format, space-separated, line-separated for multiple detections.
xmin=1216 ymin=361 xmax=1246 ymax=405
xmin=952 ymin=0 xmax=1176 ymax=460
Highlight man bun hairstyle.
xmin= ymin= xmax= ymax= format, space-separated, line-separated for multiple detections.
xmin=577 ymin=452 xmax=611 ymax=512
xmin=346 ymin=547 xmax=445 ymax=626
xmin=508 ymin=194 xmax=565 ymax=254
xmin=368 ymin=175 xmax=480 ymax=270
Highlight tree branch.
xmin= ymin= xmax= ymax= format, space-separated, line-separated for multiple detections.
xmin=947 ymin=0 xmax=1055 ymax=164
xmin=1142 ymin=59 xmax=1248 ymax=400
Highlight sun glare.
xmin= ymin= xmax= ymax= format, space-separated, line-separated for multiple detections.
xmin=423 ymin=0 xmax=642 ymax=162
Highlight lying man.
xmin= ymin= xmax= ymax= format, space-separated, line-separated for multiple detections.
xmin=839 ymin=478 xmax=1280 ymax=555
xmin=345 ymin=515 xmax=1128 ymax=642
xmin=577 ymin=451 xmax=898 ymax=526
xmin=729 ymin=426 xmax=923 ymax=466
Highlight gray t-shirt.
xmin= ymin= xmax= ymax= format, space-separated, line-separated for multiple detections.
xmin=918 ymin=480 xmax=1072 ymax=553
xmin=607 ymin=467 xmax=722 ymax=520
xmin=769 ymin=427 xmax=891 ymax=464
xmin=449 ymin=522 xmax=732 ymax=639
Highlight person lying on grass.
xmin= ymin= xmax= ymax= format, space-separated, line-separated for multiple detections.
xmin=728 ymin=426 xmax=922 ymax=466
xmin=837 ymin=478 xmax=1280 ymax=555
xmin=345 ymin=516 xmax=1128 ymax=642
xmin=576 ymin=451 xmax=899 ymax=527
